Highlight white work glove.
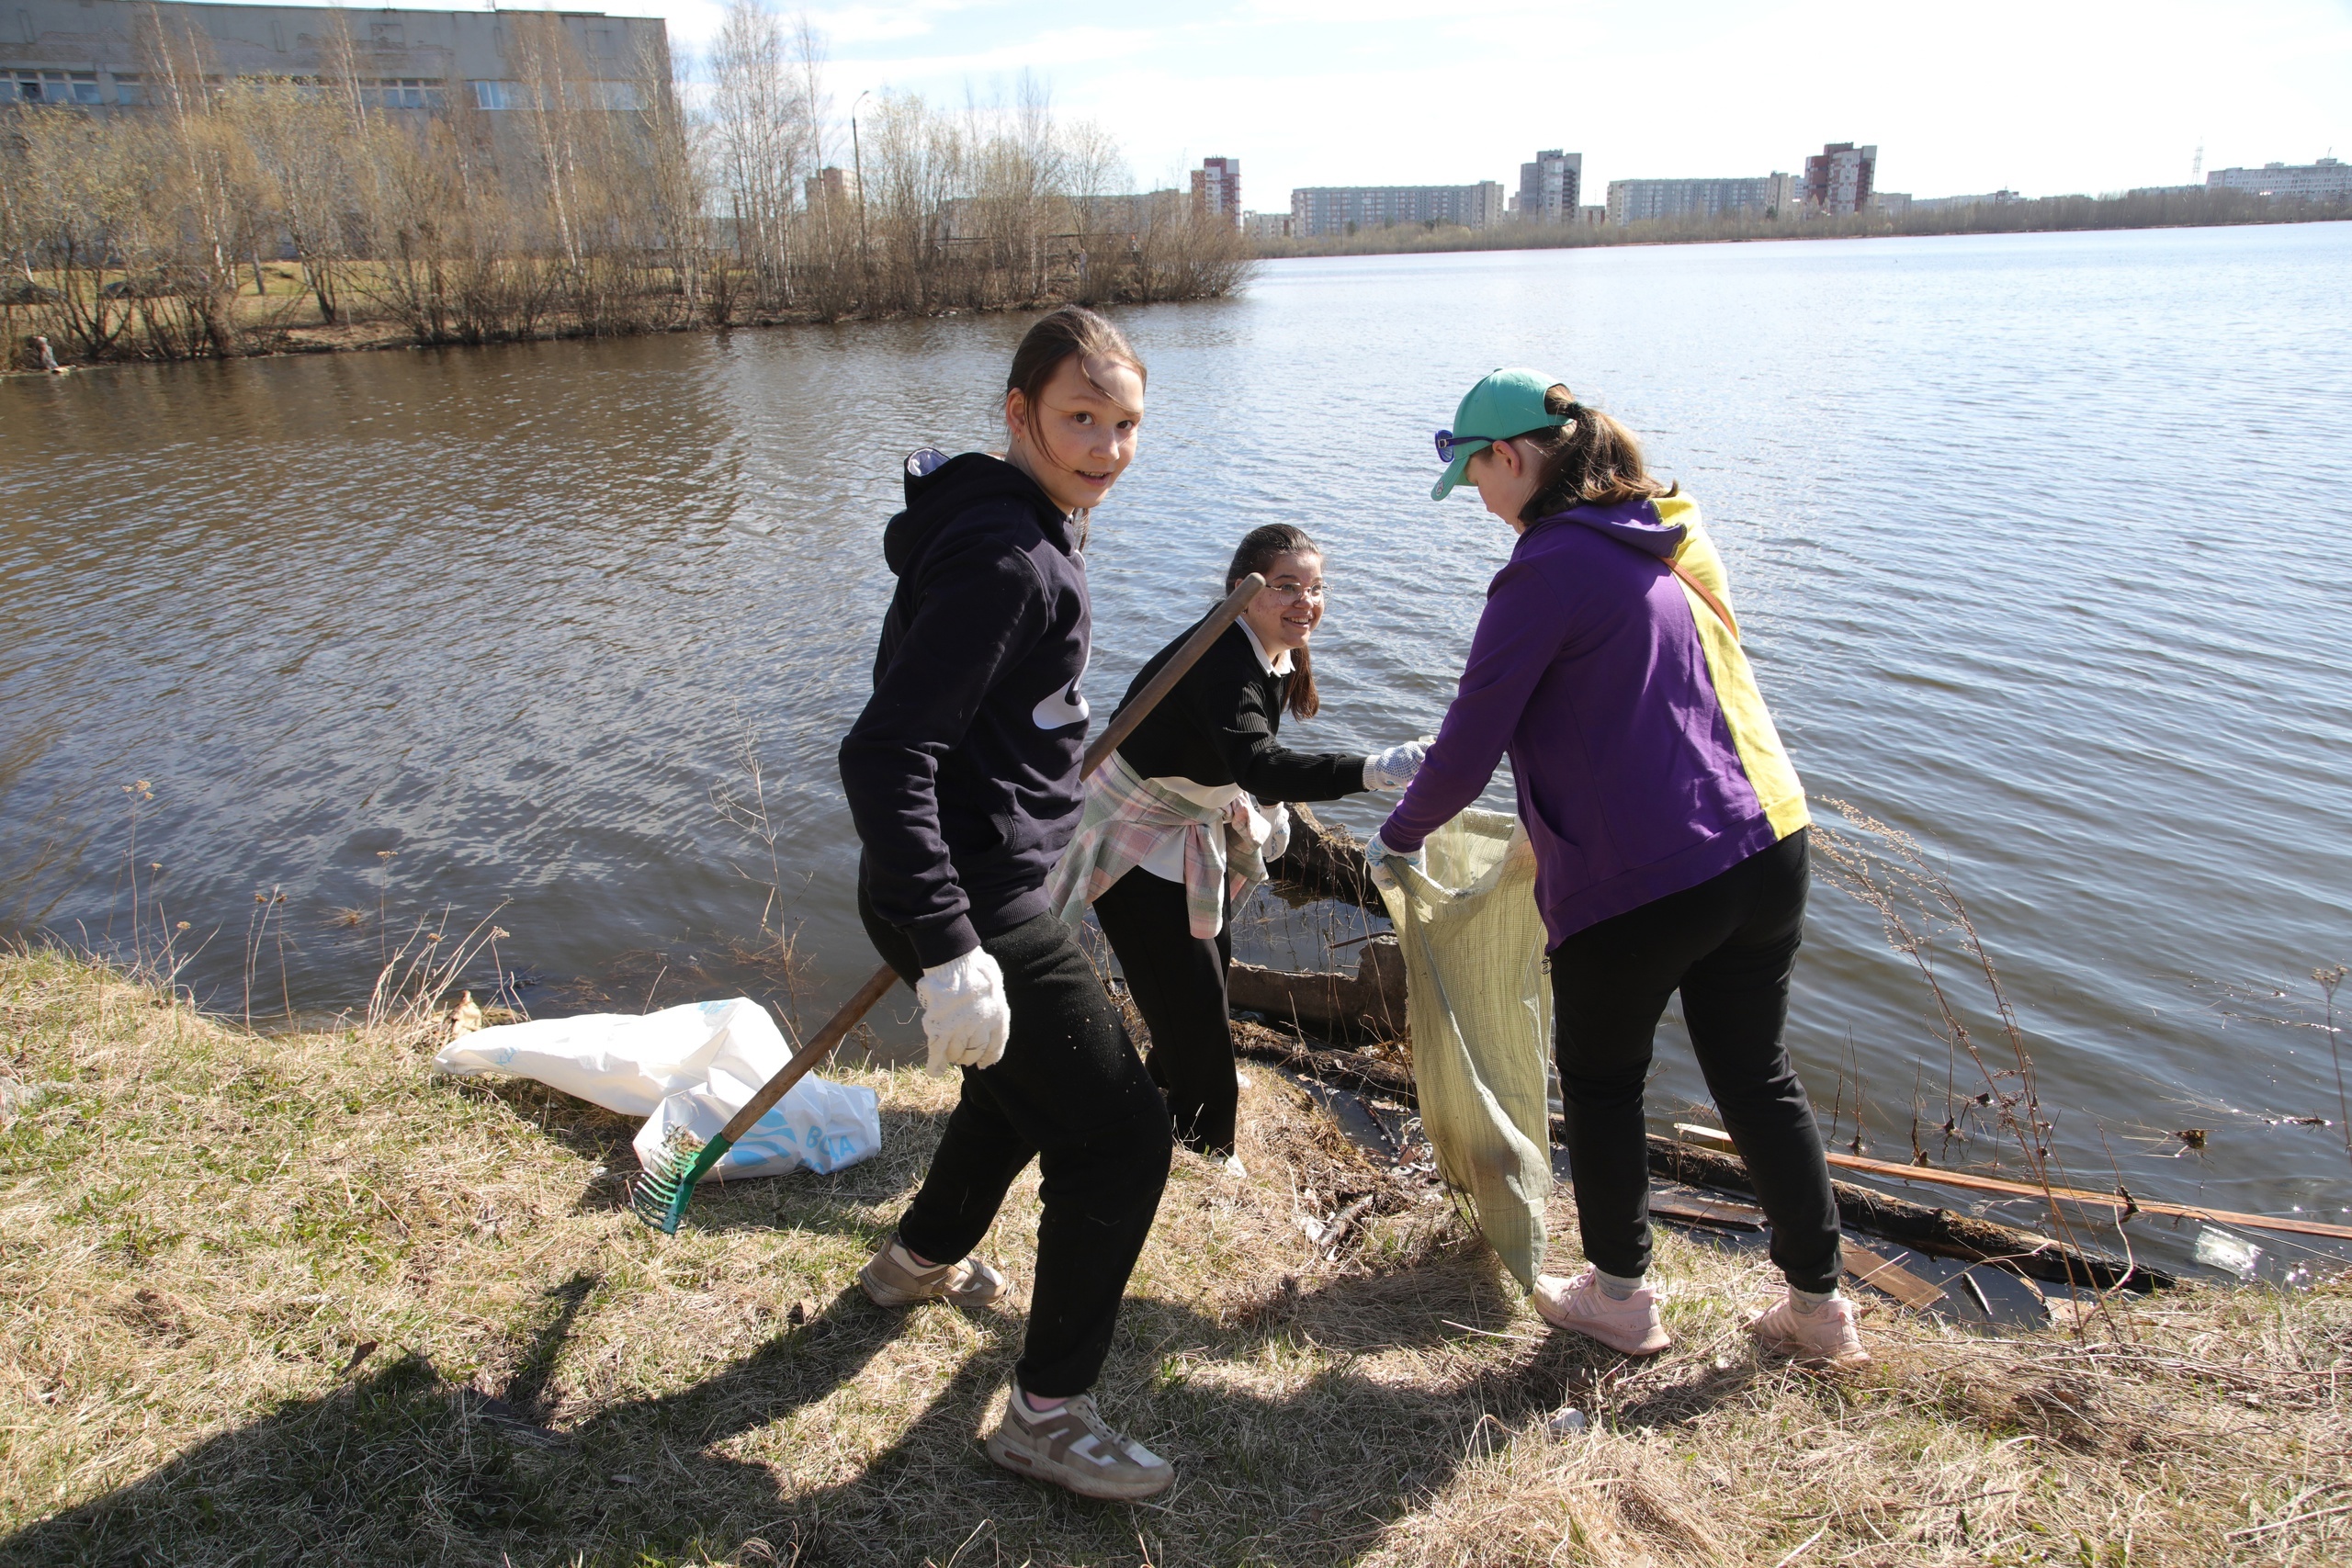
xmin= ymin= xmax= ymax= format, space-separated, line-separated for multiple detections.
xmin=916 ymin=948 xmax=1012 ymax=1076
xmin=1362 ymin=828 xmax=1426 ymax=893
xmin=1362 ymin=739 xmax=1431 ymax=792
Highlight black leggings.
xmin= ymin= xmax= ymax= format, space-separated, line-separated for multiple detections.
xmin=861 ymin=883 xmax=1173 ymax=1397
xmin=1091 ymin=866 xmax=1238 ymax=1157
xmin=1548 ymin=829 xmax=1841 ymax=1293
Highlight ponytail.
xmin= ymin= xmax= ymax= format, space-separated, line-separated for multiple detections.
xmin=1516 ymin=383 xmax=1674 ymax=525
xmin=1224 ymin=524 xmax=1321 ymax=720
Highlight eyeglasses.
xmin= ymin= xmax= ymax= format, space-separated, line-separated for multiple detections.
xmin=1434 ymin=429 xmax=1496 ymax=463
xmin=1265 ymin=581 xmax=1327 ymax=604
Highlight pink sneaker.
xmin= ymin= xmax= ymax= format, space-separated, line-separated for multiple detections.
xmin=1747 ymin=1292 xmax=1871 ymax=1368
xmin=1532 ymin=1269 xmax=1671 ymax=1356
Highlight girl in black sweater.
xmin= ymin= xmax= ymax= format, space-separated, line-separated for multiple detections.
xmin=1054 ymin=525 xmax=1426 ymax=1168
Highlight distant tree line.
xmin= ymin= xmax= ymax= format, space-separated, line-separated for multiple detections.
xmin=0 ymin=1 xmax=1249 ymax=369
xmin=1257 ymin=186 xmax=2351 ymax=261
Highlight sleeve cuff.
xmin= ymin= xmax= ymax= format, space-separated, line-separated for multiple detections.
xmin=908 ymin=915 xmax=982 ymax=972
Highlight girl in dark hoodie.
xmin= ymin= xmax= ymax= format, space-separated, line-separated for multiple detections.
xmin=836 ymin=307 xmax=1176 ymax=1502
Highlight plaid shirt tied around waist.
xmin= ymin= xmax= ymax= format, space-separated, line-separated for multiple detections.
xmin=1045 ymin=753 xmax=1292 ymax=940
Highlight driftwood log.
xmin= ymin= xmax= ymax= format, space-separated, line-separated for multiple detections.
xmin=1231 ymin=1019 xmax=1415 ymax=1100
xmin=1269 ymin=804 xmax=1382 ymax=910
xmin=1640 ymin=1133 xmax=2175 ymax=1292
xmin=1227 ymin=935 xmax=1408 ymax=1042
xmin=1229 ymin=1019 xmax=2171 ymax=1291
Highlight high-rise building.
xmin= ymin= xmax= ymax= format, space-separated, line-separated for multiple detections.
xmin=1804 ymin=143 xmax=1877 ymax=215
xmin=1517 ymin=150 xmax=1583 ymax=223
xmin=1289 ymin=183 xmax=1506 ymax=237
xmin=1241 ymin=211 xmax=1293 ymax=242
xmin=1192 ymin=157 xmax=1242 ymax=227
xmin=804 ymin=166 xmax=850 ymax=209
xmin=2205 ymin=157 xmax=2351 ymax=201
xmin=1605 ymin=176 xmax=1776 ymax=226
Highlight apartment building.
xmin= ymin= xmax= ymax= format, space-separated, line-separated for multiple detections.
xmin=1605 ymin=175 xmax=1776 ymax=226
xmin=1192 ymin=157 xmax=1242 ymax=227
xmin=1289 ymin=182 xmax=1506 ymax=237
xmin=1804 ymin=142 xmax=1877 ymax=214
xmin=1 ymin=0 xmax=668 ymax=113
xmin=2205 ymin=157 xmax=2351 ymax=201
xmin=1517 ymin=149 xmax=1583 ymax=223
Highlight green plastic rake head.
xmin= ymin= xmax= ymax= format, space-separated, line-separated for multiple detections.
xmin=627 ymin=962 xmax=905 ymax=1235
xmin=628 ymin=1127 xmax=732 ymax=1235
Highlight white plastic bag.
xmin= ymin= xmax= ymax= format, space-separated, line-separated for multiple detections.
xmin=434 ymin=997 xmax=880 ymax=1181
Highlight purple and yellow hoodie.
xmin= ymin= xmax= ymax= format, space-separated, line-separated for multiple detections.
xmin=1377 ymin=492 xmax=1808 ymax=949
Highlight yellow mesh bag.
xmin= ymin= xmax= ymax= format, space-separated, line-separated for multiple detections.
xmin=1376 ymin=808 xmax=1553 ymax=1290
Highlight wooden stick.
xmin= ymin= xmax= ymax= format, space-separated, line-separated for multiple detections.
xmin=1815 ymin=1147 xmax=2352 ymax=1242
xmin=1662 ymin=1124 xmax=2352 ymax=1243
xmin=1081 ymin=573 xmax=1267 ymax=777
xmin=723 ymin=572 xmax=1272 ymax=1141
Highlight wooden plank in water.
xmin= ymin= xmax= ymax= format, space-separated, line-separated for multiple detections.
xmin=1673 ymin=1123 xmax=2352 ymax=1244
xmin=1651 ymin=1188 xmax=1765 ymax=1231
xmin=1843 ymin=1243 xmax=1946 ymax=1310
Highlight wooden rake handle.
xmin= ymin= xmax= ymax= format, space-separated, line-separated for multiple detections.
xmin=717 ymin=571 xmax=1270 ymax=1145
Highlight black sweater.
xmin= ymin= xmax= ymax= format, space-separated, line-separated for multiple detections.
xmin=839 ymin=453 xmax=1092 ymax=968
xmin=1111 ymin=616 xmax=1366 ymax=804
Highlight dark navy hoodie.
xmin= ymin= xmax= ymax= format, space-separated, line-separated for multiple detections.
xmin=839 ymin=451 xmax=1092 ymax=968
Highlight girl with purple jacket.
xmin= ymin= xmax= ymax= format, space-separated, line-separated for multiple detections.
xmin=1370 ymin=367 xmax=1864 ymax=1368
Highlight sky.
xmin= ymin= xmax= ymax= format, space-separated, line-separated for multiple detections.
xmin=616 ymin=0 xmax=2352 ymax=206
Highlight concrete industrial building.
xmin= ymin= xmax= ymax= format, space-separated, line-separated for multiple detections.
xmin=2 ymin=0 xmax=668 ymax=112
xmin=1289 ymin=182 xmax=1506 ymax=237
xmin=1192 ymin=157 xmax=1241 ymax=227
xmin=1805 ymin=142 xmax=1877 ymax=214
xmin=1517 ymin=149 xmax=1583 ymax=223
xmin=2205 ymin=157 xmax=2351 ymax=201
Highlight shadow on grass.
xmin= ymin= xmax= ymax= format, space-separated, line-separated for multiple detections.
xmin=1 ymin=1239 xmax=1729 ymax=1568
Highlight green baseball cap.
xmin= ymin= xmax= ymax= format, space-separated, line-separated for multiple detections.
xmin=1430 ymin=367 xmax=1571 ymax=501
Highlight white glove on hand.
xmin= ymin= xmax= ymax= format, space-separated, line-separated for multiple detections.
xmin=1362 ymin=739 xmax=1431 ymax=793
xmin=916 ymin=948 xmax=1012 ymax=1077
xmin=1363 ymin=828 xmax=1426 ymax=892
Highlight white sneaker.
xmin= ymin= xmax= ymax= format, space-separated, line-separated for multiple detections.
xmin=1532 ymin=1269 xmax=1670 ymax=1356
xmin=985 ymin=1380 xmax=1174 ymax=1500
xmin=1747 ymin=1291 xmax=1870 ymax=1368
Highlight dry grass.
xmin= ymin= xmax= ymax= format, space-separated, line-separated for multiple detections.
xmin=3 ymin=949 xmax=2347 ymax=1566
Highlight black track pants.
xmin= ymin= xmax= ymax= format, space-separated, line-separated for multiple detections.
xmin=1091 ymin=866 xmax=1238 ymax=1158
xmin=1547 ymin=829 xmax=1842 ymax=1293
xmin=861 ymin=883 xmax=1174 ymax=1397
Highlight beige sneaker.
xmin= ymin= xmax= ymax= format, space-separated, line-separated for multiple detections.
xmin=856 ymin=1233 xmax=1009 ymax=1308
xmin=1747 ymin=1291 xmax=1871 ymax=1368
xmin=1532 ymin=1269 xmax=1671 ymax=1356
xmin=985 ymin=1380 xmax=1174 ymax=1500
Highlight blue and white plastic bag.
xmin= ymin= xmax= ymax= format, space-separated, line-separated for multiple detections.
xmin=433 ymin=997 xmax=881 ymax=1180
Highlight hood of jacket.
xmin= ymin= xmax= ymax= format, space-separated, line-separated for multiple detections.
xmin=884 ymin=450 xmax=1070 ymax=577
xmin=1527 ymin=495 xmax=1686 ymax=559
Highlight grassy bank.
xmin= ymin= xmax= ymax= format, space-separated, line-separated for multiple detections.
xmin=3 ymin=948 xmax=2346 ymax=1565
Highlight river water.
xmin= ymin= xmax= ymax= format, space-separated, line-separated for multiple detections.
xmin=6 ymin=223 xmax=2349 ymax=1274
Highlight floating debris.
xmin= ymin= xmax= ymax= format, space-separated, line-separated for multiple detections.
xmin=2177 ymin=1128 xmax=2209 ymax=1150
xmin=2192 ymin=1226 xmax=2264 ymax=1280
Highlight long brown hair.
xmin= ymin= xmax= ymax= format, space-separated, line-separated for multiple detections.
xmin=1006 ymin=306 xmax=1146 ymax=433
xmin=1226 ymin=524 xmax=1323 ymax=720
xmin=1514 ymin=383 xmax=1674 ymax=525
